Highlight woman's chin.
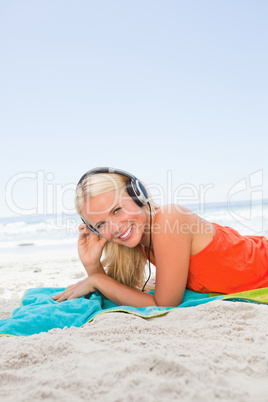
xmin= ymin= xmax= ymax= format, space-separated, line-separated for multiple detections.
xmin=115 ymin=238 xmax=140 ymax=248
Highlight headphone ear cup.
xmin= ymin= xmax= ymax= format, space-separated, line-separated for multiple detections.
xmin=137 ymin=181 xmax=148 ymax=201
xmin=126 ymin=180 xmax=141 ymax=206
xmin=126 ymin=179 xmax=148 ymax=207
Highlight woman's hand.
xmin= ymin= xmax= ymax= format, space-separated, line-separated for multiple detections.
xmin=52 ymin=276 xmax=97 ymax=302
xmin=52 ymin=273 xmax=157 ymax=307
xmin=78 ymin=223 xmax=108 ymax=274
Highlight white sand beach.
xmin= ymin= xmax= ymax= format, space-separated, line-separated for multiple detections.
xmin=2 ymin=0 xmax=268 ymax=399
xmin=0 ymin=246 xmax=268 ymax=402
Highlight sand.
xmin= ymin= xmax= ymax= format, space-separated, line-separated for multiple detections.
xmin=0 ymin=246 xmax=268 ymax=402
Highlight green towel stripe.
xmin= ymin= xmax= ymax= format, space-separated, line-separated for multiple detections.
xmin=210 ymin=287 xmax=268 ymax=304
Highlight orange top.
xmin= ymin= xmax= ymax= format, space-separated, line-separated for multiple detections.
xmin=143 ymin=223 xmax=268 ymax=294
xmin=187 ymin=223 xmax=268 ymax=293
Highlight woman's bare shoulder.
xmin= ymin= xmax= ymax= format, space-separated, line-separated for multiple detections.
xmin=151 ymin=205 xmax=193 ymax=244
xmin=152 ymin=204 xmax=214 ymax=242
xmin=153 ymin=204 xmax=196 ymax=227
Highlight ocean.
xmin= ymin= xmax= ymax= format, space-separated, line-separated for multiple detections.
xmin=0 ymin=199 xmax=267 ymax=254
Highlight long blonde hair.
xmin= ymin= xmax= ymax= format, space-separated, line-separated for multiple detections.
xmin=75 ymin=172 xmax=158 ymax=289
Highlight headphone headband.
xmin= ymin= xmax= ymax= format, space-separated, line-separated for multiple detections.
xmin=77 ymin=167 xmax=138 ymax=188
xmin=77 ymin=167 xmax=149 ymax=235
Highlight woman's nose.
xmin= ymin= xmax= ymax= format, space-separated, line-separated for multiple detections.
xmin=109 ymin=221 xmax=123 ymax=235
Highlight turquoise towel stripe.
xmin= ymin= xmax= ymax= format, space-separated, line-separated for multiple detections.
xmin=0 ymin=287 xmax=223 ymax=337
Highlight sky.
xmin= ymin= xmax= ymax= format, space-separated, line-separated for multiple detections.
xmin=1 ymin=0 xmax=268 ymax=218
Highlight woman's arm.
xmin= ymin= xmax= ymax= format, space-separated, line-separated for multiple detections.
xmin=152 ymin=206 xmax=192 ymax=307
xmin=52 ymin=274 xmax=156 ymax=307
xmin=92 ymin=274 xmax=157 ymax=307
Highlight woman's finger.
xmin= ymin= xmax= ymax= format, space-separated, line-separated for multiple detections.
xmin=78 ymin=223 xmax=90 ymax=235
xmin=52 ymin=288 xmax=73 ymax=301
xmin=99 ymin=236 xmax=108 ymax=248
xmin=55 ymin=290 xmax=74 ymax=302
xmin=52 ymin=293 xmax=68 ymax=301
xmin=67 ymin=291 xmax=80 ymax=300
xmin=67 ymin=287 xmax=93 ymax=300
xmin=78 ymin=223 xmax=86 ymax=231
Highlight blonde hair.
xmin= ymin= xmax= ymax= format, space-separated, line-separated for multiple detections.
xmin=75 ymin=172 xmax=158 ymax=289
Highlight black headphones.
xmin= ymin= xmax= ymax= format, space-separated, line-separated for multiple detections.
xmin=77 ymin=167 xmax=149 ymax=235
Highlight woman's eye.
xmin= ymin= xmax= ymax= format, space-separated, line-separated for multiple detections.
xmin=96 ymin=208 xmax=121 ymax=229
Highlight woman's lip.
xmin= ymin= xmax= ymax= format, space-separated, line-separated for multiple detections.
xmin=117 ymin=225 xmax=133 ymax=240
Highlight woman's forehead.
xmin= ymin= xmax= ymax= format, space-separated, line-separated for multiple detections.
xmin=82 ymin=189 xmax=127 ymax=216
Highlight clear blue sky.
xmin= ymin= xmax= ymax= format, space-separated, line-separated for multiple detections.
xmin=1 ymin=0 xmax=267 ymax=217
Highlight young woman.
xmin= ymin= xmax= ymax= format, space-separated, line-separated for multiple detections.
xmin=52 ymin=168 xmax=268 ymax=307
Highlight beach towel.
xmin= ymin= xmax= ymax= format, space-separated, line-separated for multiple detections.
xmin=1 ymin=287 xmax=268 ymax=337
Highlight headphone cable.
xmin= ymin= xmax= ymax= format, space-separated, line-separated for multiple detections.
xmin=142 ymin=201 xmax=152 ymax=292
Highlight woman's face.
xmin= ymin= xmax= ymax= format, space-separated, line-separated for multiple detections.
xmin=81 ymin=189 xmax=150 ymax=247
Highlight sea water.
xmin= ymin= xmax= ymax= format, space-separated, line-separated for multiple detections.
xmin=0 ymin=213 xmax=80 ymax=253
xmin=0 ymin=199 xmax=267 ymax=255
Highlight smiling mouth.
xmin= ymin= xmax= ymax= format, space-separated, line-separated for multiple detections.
xmin=117 ymin=225 xmax=133 ymax=239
